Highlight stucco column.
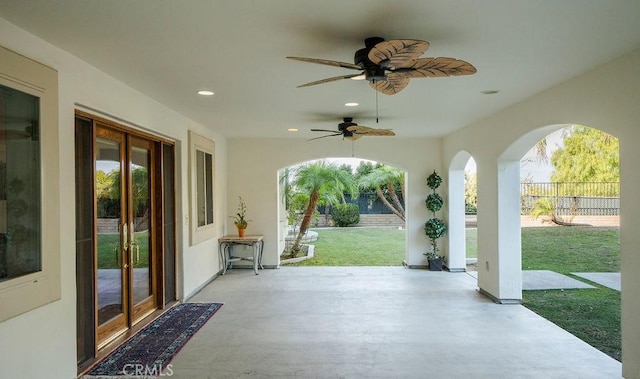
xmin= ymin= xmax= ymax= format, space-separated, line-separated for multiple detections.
xmin=446 ymin=167 xmax=466 ymax=271
xmin=476 ymin=160 xmax=522 ymax=303
xmin=620 ymin=139 xmax=640 ymax=378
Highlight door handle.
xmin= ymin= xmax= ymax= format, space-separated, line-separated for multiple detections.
xmin=122 ymin=222 xmax=128 ymax=252
xmin=130 ymin=221 xmax=136 ymax=266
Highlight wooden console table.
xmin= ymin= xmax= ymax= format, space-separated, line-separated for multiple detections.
xmin=218 ymin=235 xmax=264 ymax=275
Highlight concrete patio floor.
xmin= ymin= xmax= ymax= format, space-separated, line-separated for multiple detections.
xmin=172 ymin=267 xmax=620 ymax=378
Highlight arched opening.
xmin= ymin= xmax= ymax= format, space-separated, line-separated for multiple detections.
xmin=503 ymin=124 xmax=621 ymax=360
xmin=447 ymin=151 xmax=476 ymax=272
xmin=276 ymin=157 xmax=408 ymax=267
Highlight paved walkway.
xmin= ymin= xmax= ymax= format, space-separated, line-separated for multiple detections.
xmin=466 ymin=269 xmax=621 ymax=291
xmin=572 ymin=272 xmax=621 ymax=291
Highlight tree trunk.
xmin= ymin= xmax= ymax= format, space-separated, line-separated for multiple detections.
xmin=387 ymin=183 xmax=405 ymax=217
xmin=291 ymin=190 xmax=320 ymax=257
xmin=375 ymin=187 xmax=405 ymax=222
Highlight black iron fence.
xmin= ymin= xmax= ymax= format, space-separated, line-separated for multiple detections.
xmin=317 ymin=192 xmax=401 ymax=215
xmin=520 ymin=182 xmax=619 ymax=216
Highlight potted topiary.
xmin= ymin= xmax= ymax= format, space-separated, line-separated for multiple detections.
xmin=424 ymin=171 xmax=447 ymax=270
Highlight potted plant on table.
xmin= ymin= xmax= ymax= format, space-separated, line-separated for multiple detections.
xmin=424 ymin=171 xmax=447 ymax=271
xmin=231 ymin=196 xmax=249 ymax=237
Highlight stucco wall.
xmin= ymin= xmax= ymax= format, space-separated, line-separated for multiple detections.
xmin=226 ymin=137 xmax=441 ymax=268
xmin=443 ymin=49 xmax=640 ymax=377
xmin=0 ymin=18 xmax=227 ymax=378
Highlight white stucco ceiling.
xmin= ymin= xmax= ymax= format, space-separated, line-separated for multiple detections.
xmin=1 ymin=1 xmax=639 ymax=139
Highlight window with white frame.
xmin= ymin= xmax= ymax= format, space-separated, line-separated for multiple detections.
xmin=189 ymin=131 xmax=215 ymax=245
xmin=0 ymin=45 xmax=60 ymax=323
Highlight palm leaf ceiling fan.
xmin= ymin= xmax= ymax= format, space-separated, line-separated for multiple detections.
xmin=288 ymin=37 xmax=476 ymax=95
xmin=309 ymin=117 xmax=395 ymax=141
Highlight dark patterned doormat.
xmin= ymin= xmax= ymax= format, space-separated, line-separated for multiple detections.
xmin=84 ymin=302 xmax=223 ymax=377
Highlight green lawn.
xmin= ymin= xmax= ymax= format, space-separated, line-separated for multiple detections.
xmin=466 ymin=228 xmax=477 ymax=258
xmin=523 ymin=285 xmax=620 ymax=361
xmin=518 ymin=226 xmax=620 ymax=361
xmin=520 ymin=226 xmax=619 ymax=272
xmin=291 ymin=227 xmax=405 ymax=266
xmin=97 ymin=232 xmax=150 ymax=269
xmin=294 ymin=225 xmax=621 ymax=361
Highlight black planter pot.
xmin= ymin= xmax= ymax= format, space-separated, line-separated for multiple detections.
xmin=428 ymin=257 xmax=443 ymax=271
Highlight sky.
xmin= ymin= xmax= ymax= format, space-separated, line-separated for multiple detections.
xmin=464 ymin=128 xmax=566 ymax=182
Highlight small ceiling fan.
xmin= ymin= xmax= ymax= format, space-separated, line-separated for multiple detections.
xmin=309 ymin=117 xmax=395 ymax=141
xmin=288 ymin=37 xmax=476 ymax=95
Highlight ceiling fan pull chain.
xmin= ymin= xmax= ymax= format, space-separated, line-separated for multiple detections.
xmin=375 ymin=80 xmax=379 ymax=123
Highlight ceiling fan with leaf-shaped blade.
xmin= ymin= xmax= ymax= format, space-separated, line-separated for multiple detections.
xmin=309 ymin=117 xmax=395 ymax=141
xmin=288 ymin=37 xmax=476 ymax=95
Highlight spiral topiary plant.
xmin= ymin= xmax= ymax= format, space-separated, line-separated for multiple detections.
xmin=424 ymin=171 xmax=447 ymax=265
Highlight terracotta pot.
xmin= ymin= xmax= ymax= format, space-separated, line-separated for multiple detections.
xmin=237 ymin=227 xmax=246 ymax=237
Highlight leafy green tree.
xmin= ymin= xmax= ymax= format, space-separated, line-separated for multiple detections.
xmin=287 ymin=161 xmax=358 ymax=257
xmin=354 ymin=161 xmax=375 ymax=179
xmin=338 ymin=163 xmax=353 ymax=174
xmin=95 ymin=170 xmax=113 ymax=199
xmin=551 ymin=126 xmax=619 ymax=184
xmin=464 ymin=170 xmax=477 ymax=214
xmin=358 ymin=164 xmax=405 ymax=221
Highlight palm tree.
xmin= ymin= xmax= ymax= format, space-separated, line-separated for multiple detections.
xmin=358 ymin=164 xmax=405 ymax=222
xmin=288 ymin=161 xmax=358 ymax=257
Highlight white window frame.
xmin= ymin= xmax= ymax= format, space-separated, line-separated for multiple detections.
xmin=188 ymin=131 xmax=215 ymax=245
xmin=0 ymin=45 xmax=61 ymax=322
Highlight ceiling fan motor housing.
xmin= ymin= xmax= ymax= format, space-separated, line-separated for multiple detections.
xmin=338 ymin=117 xmax=356 ymax=136
xmin=354 ymin=38 xmax=388 ymax=82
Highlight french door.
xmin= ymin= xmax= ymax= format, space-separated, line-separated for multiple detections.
xmin=75 ymin=111 xmax=176 ymax=368
xmin=94 ymin=125 xmax=157 ymax=345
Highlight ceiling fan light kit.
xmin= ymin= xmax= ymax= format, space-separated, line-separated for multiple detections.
xmin=288 ymin=37 xmax=476 ymax=95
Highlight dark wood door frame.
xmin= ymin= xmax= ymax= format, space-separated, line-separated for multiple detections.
xmin=75 ymin=110 xmax=177 ymax=370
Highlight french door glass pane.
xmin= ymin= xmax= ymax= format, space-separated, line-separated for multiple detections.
xmin=95 ymin=137 xmax=123 ymax=325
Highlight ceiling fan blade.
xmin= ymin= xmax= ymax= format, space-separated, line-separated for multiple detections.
xmin=368 ymin=39 xmax=430 ymax=69
xmin=308 ymin=133 xmax=342 ymax=141
xmin=310 ymin=128 xmax=341 ymax=133
xmin=396 ymin=57 xmax=477 ymax=78
xmin=287 ymin=56 xmax=362 ymax=70
xmin=297 ymin=73 xmax=364 ymax=88
xmin=347 ymin=125 xmax=395 ymax=136
xmin=369 ymin=75 xmax=410 ymax=95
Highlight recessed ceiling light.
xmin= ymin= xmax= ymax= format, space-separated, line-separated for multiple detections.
xmin=481 ymin=90 xmax=500 ymax=95
xmin=345 ymin=102 xmax=359 ymax=107
xmin=197 ymin=90 xmax=215 ymax=96
xmin=288 ymin=128 xmax=298 ymax=132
